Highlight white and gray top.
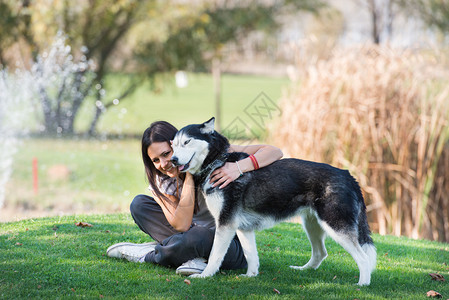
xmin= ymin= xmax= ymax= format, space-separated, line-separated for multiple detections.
xmin=149 ymin=175 xmax=215 ymax=229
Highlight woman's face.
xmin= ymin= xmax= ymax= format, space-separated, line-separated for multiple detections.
xmin=147 ymin=141 xmax=179 ymax=178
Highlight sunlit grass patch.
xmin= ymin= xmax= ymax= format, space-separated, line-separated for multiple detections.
xmin=2 ymin=216 xmax=447 ymax=299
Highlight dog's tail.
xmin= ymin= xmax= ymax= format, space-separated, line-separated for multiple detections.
xmin=353 ymin=179 xmax=377 ymax=272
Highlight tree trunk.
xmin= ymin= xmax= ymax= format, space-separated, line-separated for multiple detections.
xmin=367 ymin=0 xmax=380 ymax=44
xmin=88 ymin=105 xmax=103 ymax=136
xmin=38 ymin=85 xmax=58 ymax=134
xmin=86 ymin=78 xmax=141 ymax=136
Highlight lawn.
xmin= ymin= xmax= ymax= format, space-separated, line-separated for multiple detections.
xmin=75 ymin=73 xmax=289 ymax=136
xmin=3 ymin=138 xmax=145 ymax=220
xmin=1 ymin=216 xmax=448 ymax=299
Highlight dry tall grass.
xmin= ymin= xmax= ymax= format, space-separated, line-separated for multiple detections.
xmin=272 ymin=45 xmax=449 ymax=242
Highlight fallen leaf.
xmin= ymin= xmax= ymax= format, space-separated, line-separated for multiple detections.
xmin=71 ymin=288 xmax=76 ymax=292
xmin=429 ymin=273 xmax=445 ymax=282
xmin=15 ymin=242 xmax=23 ymax=246
xmin=184 ymin=279 xmax=191 ymax=285
xmin=273 ymin=288 xmax=281 ymax=295
xmin=333 ymin=275 xmax=337 ymax=280
xmin=426 ymin=290 xmax=442 ymax=298
xmin=99 ymin=295 xmax=104 ymax=298
xmin=166 ymin=278 xmax=171 ymax=282
xmin=37 ymin=285 xmax=42 ymax=289
xmin=75 ymin=222 xmax=93 ymax=227
xmin=105 ymin=230 xmax=111 ymax=233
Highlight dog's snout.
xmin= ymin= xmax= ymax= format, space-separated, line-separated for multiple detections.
xmin=171 ymin=156 xmax=179 ymax=165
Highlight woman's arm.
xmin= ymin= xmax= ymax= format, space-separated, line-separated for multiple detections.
xmin=153 ymin=172 xmax=196 ymax=232
xmin=210 ymin=144 xmax=283 ymax=189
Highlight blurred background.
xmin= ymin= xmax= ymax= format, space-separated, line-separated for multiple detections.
xmin=0 ymin=0 xmax=448 ymax=242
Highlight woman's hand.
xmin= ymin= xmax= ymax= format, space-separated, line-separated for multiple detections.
xmin=210 ymin=162 xmax=241 ymax=189
xmin=209 ymin=144 xmax=283 ymax=190
xmin=155 ymin=171 xmax=196 ymax=232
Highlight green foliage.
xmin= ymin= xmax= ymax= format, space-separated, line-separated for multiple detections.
xmin=0 ymin=1 xmax=19 ymax=65
xmin=0 ymin=0 xmax=154 ymax=136
xmin=399 ymin=0 xmax=449 ymax=33
xmin=0 ymin=0 xmax=323 ymax=136
xmin=1 ymin=218 xmax=448 ymax=299
xmin=135 ymin=0 xmax=324 ymax=75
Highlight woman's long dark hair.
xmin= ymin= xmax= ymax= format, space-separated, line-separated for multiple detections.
xmin=141 ymin=121 xmax=179 ymax=204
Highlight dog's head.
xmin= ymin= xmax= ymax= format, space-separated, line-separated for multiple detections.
xmin=171 ymin=117 xmax=229 ymax=175
xmin=171 ymin=117 xmax=215 ymax=175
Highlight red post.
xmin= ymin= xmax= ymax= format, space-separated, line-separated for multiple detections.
xmin=32 ymin=157 xmax=38 ymax=195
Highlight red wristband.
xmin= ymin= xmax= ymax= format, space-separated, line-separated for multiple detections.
xmin=249 ymin=155 xmax=259 ymax=170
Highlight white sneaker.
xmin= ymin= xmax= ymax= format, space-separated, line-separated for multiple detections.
xmin=176 ymin=258 xmax=207 ymax=275
xmin=106 ymin=242 xmax=157 ymax=263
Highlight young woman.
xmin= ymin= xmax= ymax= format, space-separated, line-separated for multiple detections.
xmin=107 ymin=120 xmax=283 ymax=275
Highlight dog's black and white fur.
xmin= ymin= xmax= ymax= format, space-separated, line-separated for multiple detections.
xmin=171 ymin=118 xmax=376 ymax=285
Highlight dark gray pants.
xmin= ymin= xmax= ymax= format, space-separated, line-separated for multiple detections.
xmin=130 ymin=194 xmax=247 ymax=269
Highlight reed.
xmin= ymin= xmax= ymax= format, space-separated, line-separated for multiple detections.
xmin=271 ymin=44 xmax=449 ymax=242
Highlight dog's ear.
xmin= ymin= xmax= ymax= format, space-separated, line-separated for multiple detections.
xmin=200 ymin=117 xmax=215 ymax=134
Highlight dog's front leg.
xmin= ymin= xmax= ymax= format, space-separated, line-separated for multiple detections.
xmin=236 ymin=229 xmax=259 ymax=277
xmin=190 ymin=225 xmax=236 ymax=278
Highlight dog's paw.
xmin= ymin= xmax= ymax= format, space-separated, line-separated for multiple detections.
xmin=239 ymin=271 xmax=258 ymax=277
xmin=189 ymin=272 xmax=211 ymax=279
xmin=357 ymin=280 xmax=370 ymax=286
xmin=290 ymin=265 xmax=308 ymax=270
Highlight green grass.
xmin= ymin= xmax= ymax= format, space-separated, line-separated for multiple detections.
xmin=1 ymin=217 xmax=448 ymax=299
xmin=75 ymin=73 xmax=288 ymax=136
xmin=5 ymin=138 xmax=146 ymax=216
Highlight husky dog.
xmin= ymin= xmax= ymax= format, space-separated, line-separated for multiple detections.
xmin=171 ymin=118 xmax=376 ymax=286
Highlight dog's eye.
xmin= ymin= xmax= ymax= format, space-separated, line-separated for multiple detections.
xmin=184 ymin=139 xmax=191 ymax=145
